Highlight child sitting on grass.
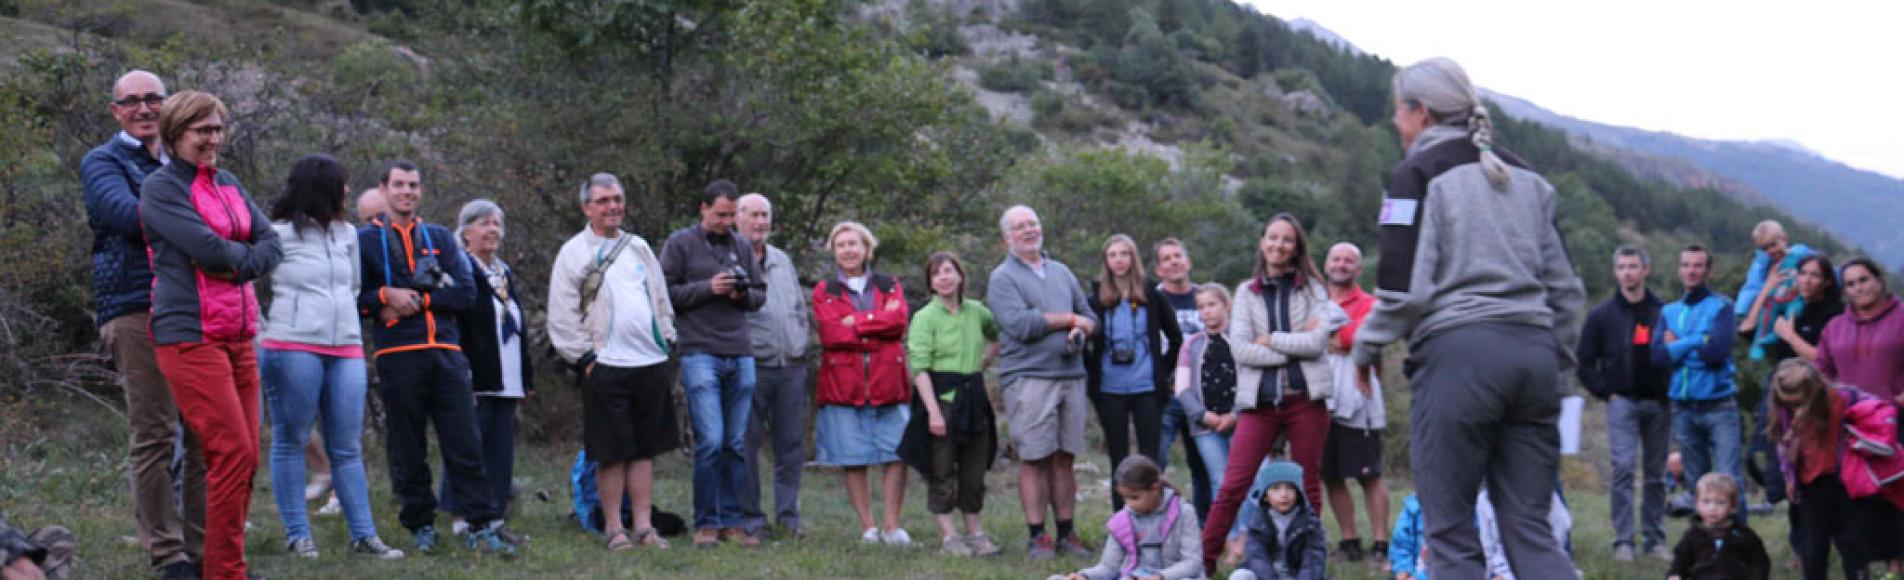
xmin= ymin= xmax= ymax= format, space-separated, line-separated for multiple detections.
xmin=1053 ymin=455 xmax=1204 ymax=580
xmin=1231 ymin=460 xmax=1325 ymax=580
xmin=1667 ymin=473 xmax=1769 ymax=580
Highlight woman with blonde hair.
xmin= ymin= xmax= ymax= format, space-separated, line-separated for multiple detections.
xmin=813 ymin=221 xmax=915 ymax=544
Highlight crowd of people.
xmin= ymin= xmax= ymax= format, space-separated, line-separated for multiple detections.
xmin=42 ymin=53 xmax=1904 ymax=580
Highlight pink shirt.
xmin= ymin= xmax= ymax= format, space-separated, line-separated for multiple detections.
xmin=261 ymin=340 xmax=364 ymax=359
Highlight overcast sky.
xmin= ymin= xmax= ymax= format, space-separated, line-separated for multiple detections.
xmin=1244 ymin=1 xmax=1904 ymax=179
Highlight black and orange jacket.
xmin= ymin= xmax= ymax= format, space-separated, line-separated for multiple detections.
xmin=356 ymin=214 xmax=476 ymax=356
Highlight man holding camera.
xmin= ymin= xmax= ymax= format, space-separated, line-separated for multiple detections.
xmin=358 ymin=161 xmax=516 ymax=557
xmin=660 ymin=179 xmax=769 ymax=547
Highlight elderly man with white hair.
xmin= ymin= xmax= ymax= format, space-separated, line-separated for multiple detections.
xmin=985 ymin=204 xmax=1099 ymax=560
xmin=734 ymin=192 xmax=812 ymax=539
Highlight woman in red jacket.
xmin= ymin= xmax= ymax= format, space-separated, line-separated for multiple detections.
xmin=813 ymin=221 xmax=914 ymax=545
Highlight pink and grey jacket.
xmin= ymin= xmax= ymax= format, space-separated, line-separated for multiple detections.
xmin=138 ymin=160 xmax=282 ymax=345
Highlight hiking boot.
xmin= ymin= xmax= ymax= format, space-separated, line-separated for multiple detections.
xmin=287 ymin=537 xmax=318 ymax=559
xmin=1612 ymin=543 xmax=1635 ymax=562
xmin=1055 ymin=533 xmax=1093 ymax=558
xmin=350 ymin=537 xmax=405 ymax=560
xmin=413 ymin=525 xmax=439 ymax=555
xmin=467 ymin=527 xmax=519 ymax=559
xmin=941 ymin=535 xmax=974 ymax=556
xmin=1337 ymin=538 xmax=1365 ymax=562
xmin=722 ymin=527 xmax=762 ymax=547
xmin=965 ymin=532 xmax=1002 ymax=557
xmin=1026 ymin=535 xmax=1056 ymax=560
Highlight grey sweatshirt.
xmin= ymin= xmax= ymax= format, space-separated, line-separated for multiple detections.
xmin=1350 ymin=125 xmax=1586 ymax=378
xmin=986 ymin=252 xmax=1098 ymax=386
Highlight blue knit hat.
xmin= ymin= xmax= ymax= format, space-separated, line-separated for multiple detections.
xmin=1250 ymin=460 xmax=1304 ymax=501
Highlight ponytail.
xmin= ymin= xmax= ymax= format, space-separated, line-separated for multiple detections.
xmin=1395 ymin=57 xmax=1512 ymax=190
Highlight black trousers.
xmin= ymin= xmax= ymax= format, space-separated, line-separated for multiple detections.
xmin=377 ymin=349 xmax=496 ymax=531
xmin=439 ymin=396 xmax=519 ymax=519
xmin=1796 ymin=475 xmax=1892 ymax=580
xmin=1095 ymin=390 xmax=1162 ymax=510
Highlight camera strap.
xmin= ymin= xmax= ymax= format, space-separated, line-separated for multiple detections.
xmin=378 ymin=215 xmax=437 ymax=288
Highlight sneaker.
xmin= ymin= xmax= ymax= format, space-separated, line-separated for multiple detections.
xmin=1055 ymin=533 xmax=1093 ymax=558
xmin=491 ymin=523 xmax=527 ymax=546
xmin=304 ymin=474 xmax=333 ymax=502
xmin=1612 ymin=543 xmax=1635 ymax=562
xmin=350 ymin=537 xmax=405 ymax=560
xmin=879 ymin=528 xmax=913 ymax=546
xmin=287 ymin=537 xmax=318 ymax=559
xmin=722 ymin=527 xmax=762 ymax=547
xmin=413 ymin=525 xmax=439 ymax=555
xmin=450 ymin=518 xmax=470 ymax=537
xmin=1647 ymin=544 xmax=1672 ymax=561
xmin=964 ymin=532 xmax=1002 ymax=557
xmin=160 ymin=560 xmax=201 ymax=580
xmin=941 ymin=535 xmax=974 ymax=556
xmin=467 ymin=528 xmax=519 ymax=559
xmin=1026 ymin=535 xmax=1056 ymax=560
xmin=860 ymin=527 xmax=881 ymax=545
xmin=315 ymin=494 xmax=341 ymax=517
xmin=1337 ymin=538 xmax=1365 ymax=562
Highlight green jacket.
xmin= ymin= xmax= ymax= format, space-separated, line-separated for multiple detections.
xmin=906 ymin=297 xmax=997 ymax=374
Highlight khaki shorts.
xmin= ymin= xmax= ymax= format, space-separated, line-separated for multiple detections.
xmin=1002 ymin=377 xmax=1088 ymax=461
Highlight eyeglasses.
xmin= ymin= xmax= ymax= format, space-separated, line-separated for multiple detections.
xmin=112 ymin=93 xmax=166 ymax=109
xmin=187 ymin=124 xmax=226 ymax=138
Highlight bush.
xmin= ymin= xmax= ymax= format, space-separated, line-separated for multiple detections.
xmin=904 ymin=0 xmax=967 ymax=58
xmin=977 ymin=55 xmax=1046 ymax=93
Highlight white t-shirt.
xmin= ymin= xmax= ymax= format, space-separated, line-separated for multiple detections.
xmin=595 ymin=242 xmax=669 ymax=368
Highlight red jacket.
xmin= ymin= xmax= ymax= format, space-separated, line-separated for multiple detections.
xmin=814 ymin=273 xmax=911 ymax=407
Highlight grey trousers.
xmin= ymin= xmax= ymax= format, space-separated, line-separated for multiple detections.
xmin=1409 ymin=323 xmax=1577 ymax=580
xmin=1607 ymin=395 xmax=1670 ymax=550
xmin=741 ymin=364 xmax=808 ymax=533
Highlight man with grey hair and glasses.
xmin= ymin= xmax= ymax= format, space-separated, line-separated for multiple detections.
xmin=548 ymin=173 xmax=679 ymax=550
xmin=1575 ymin=245 xmax=1673 ymax=561
xmin=83 ymin=70 xmax=208 ymax=580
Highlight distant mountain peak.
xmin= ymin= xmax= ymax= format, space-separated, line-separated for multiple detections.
xmin=1287 ymin=17 xmax=1364 ymax=56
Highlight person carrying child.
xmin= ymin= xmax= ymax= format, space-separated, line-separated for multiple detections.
xmin=1666 ymin=473 xmax=1769 ymax=580
xmin=1053 ymin=456 xmax=1205 ymax=580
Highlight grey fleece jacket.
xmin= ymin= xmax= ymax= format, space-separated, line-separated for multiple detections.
xmin=1350 ymin=125 xmax=1586 ymax=381
xmin=987 ymin=252 xmax=1098 ymax=387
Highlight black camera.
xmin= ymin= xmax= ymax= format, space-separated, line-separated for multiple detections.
xmin=1111 ymin=345 xmax=1137 ymax=365
xmin=409 ymin=256 xmax=454 ymax=291
xmin=725 ymin=252 xmax=766 ymax=290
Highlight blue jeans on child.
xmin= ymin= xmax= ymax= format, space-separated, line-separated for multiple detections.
xmin=681 ymin=353 xmax=756 ymax=530
xmin=261 ymin=349 xmax=379 ymax=542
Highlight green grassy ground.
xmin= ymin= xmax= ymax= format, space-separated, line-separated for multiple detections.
xmin=1 ymin=392 xmax=1820 ymax=579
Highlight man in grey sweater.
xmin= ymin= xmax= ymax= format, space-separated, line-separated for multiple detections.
xmin=735 ymin=192 xmax=811 ymax=538
xmin=1351 ymin=58 xmax=1585 ymax=580
xmin=987 ymin=205 xmax=1099 ymax=560
xmin=660 ymin=179 xmax=768 ymax=546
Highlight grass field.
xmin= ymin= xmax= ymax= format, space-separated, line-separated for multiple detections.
xmin=0 ymin=391 xmax=1825 ymax=579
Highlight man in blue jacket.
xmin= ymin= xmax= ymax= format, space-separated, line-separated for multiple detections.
xmin=81 ymin=70 xmax=207 ymax=580
xmin=1651 ymin=244 xmax=1742 ymax=514
xmin=358 ymin=160 xmax=516 ymax=558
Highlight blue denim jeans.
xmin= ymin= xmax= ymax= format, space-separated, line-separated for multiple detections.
xmin=1672 ymin=398 xmax=1745 ymax=522
xmin=1159 ymin=397 xmax=1212 ymax=519
xmin=680 ymin=353 xmax=756 ymax=530
xmin=260 ymin=349 xmax=378 ymax=542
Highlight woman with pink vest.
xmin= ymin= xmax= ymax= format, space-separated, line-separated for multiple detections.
xmin=139 ymin=91 xmax=282 ymax=580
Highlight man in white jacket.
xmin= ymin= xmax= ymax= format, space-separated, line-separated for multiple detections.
xmin=546 ymin=173 xmax=679 ymax=550
xmin=1320 ymin=242 xmax=1390 ymax=565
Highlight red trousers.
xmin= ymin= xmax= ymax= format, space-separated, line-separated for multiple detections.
xmin=155 ymin=341 xmax=261 ymax=580
xmin=1200 ymin=397 xmax=1329 ymax=568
